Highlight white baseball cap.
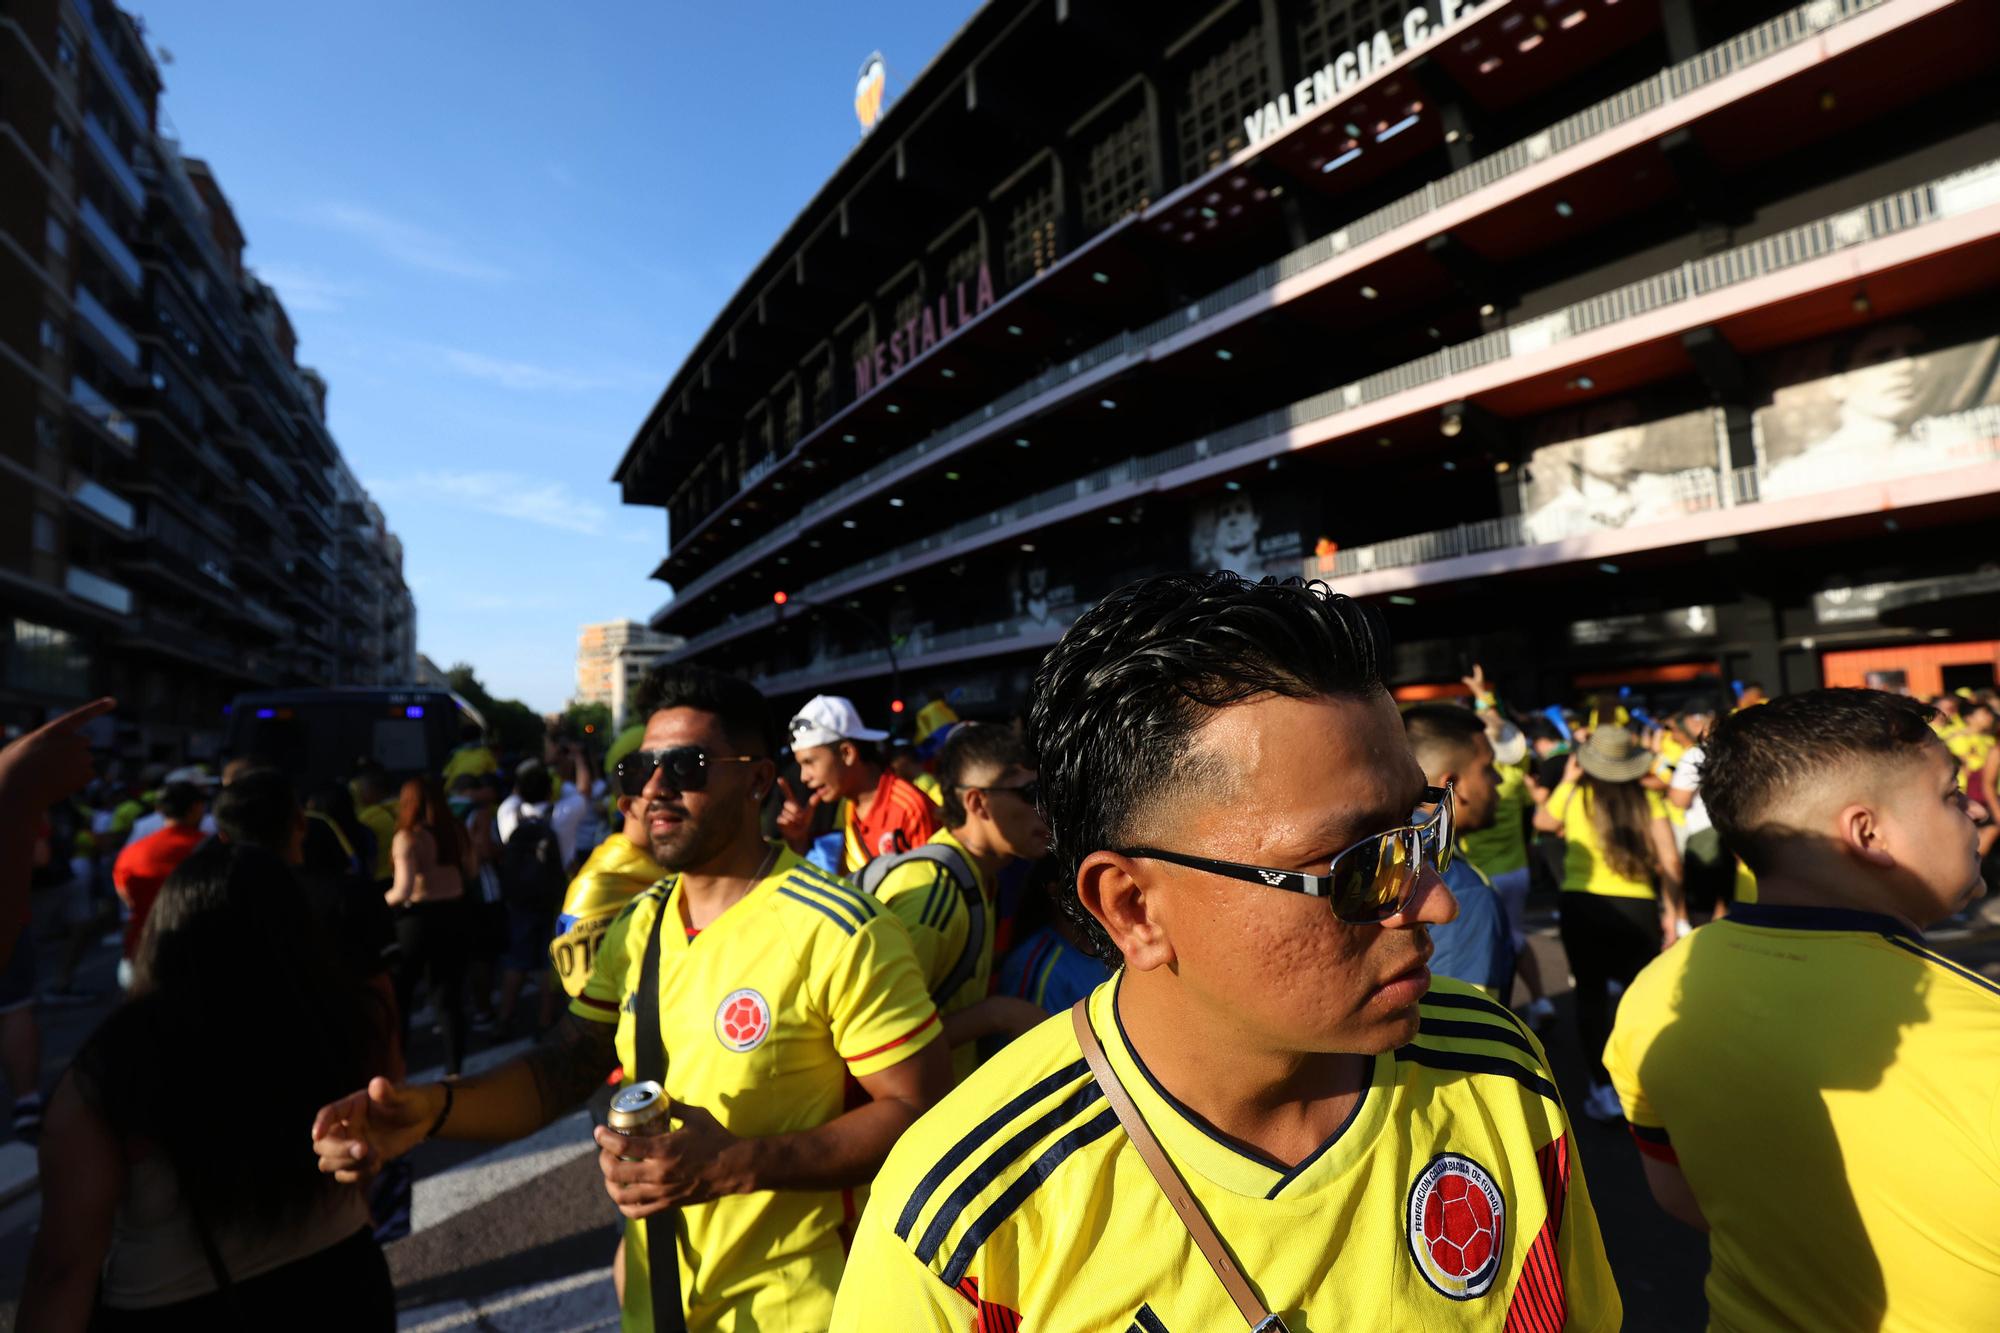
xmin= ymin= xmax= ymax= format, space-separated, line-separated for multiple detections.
xmin=787 ymin=695 xmax=888 ymax=752
xmin=1490 ymin=721 xmax=1527 ymax=768
xmin=163 ymin=765 xmax=215 ymax=789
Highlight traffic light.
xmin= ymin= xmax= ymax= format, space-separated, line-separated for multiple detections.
xmin=890 ymin=698 xmax=905 ymax=714
xmin=773 ymin=590 xmax=789 ymax=605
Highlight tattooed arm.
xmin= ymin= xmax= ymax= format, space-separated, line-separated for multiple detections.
xmin=311 ymin=1013 xmax=619 ymax=1182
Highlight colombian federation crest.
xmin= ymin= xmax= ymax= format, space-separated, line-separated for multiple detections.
xmin=714 ymin=988 xmax=772 ymax=1053
xmin=1407 ymin=1153 xmax=1506 ymax=1299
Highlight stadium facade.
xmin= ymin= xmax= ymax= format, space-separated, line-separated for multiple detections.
xmin=616 ymin=0 xmax=2000 ymax=719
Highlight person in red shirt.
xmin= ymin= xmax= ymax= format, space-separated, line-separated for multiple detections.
xmin=110 ymin=782 xmax=208 ymax=984
xmin=778 ymin=695 xmax=937 ymax=875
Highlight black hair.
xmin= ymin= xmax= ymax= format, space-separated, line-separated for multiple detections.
xmin=1523 ymin=717 xmax=1563 ymax=745
xmin=516 ymin=764 xmax=553 ymax=804
xmin=636 ymin=663 xmax=779 ymax=757
xmin=156 ymin=782 xmax=205 ymax=822
xmin=213 ymin=768 xmax=298 ymax=851
xmin=76 ymin=842 xmax=385 ymax=1232
xmin=1401 ymin=702 xmax=1486 ymax=775
xmin=460 ymin=722 xmax=483 ymax=743
xmin=1028 ymin=572 xmax=1388 ymax=958
xmin=1701 ymin=688 xmax=1939 ymax=875
xmin=938 ymin=722 xmax=1031 ymax=827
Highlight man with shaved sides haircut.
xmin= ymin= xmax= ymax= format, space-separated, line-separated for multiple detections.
xmin=1606 ymin=688 xmax=2000 ymax=1330
xmin=832 ymin=573 xmax=1617 ymax=1331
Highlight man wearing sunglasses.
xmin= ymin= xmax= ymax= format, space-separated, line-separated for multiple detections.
xmin=833 ymin=572 xmax=1617 ymax=1331
xmin=312 ymin=665 xmax=952 ymax=1331
xmin=866 ymin=723 xmax=1055 ymax=1081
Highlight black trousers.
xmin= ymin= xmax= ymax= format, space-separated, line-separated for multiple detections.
xmin=1558 ymin=892 xmax=1659 ymax=1084
xmin=395 ymin=899 xmax=470 ymax=1076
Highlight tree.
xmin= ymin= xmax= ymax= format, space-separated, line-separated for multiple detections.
xmin=562 ymin=701 xmax=613 ymax=739
xmin=445 ymin=663 xmax=544 ymax=757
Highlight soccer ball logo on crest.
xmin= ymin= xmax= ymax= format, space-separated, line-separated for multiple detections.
xmin=1406 ymin=1153 xmax=1506 ymax=1299
xmin=714 ymin=988 xmax=772 ymax=1053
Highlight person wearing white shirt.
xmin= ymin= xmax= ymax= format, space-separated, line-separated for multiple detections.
xmin=1667 ymin=709 xmax=1735 ymax=917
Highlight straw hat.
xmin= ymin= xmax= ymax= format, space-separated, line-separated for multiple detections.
xmin=1575 ymin=725 xmax=1655 ymax=783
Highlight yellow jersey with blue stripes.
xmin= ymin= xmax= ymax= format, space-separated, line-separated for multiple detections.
xmin=832 ymin=973 xmax=1619 ymax=1331
xmin=870 ymin=828 xmax=992 ymax=1083
xmin=573 ymin=844 xmax=942 ymax=1331
xmin=549 ymin=832 xmax=661 ymax=998
xmin=1606 ymin=903 xmax=2000 ymax=1332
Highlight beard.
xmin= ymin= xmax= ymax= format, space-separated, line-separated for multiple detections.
xmin=647 ymin=801 xmax=745 ymax=873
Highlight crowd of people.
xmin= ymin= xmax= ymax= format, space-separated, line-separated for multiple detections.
xmin=0 ymin=571 xmax=1995 ymax=1330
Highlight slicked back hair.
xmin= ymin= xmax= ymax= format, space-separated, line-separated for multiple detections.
xmin=1401 ymin=703 xmax=1486 ymax=776
xmin=636 ymin=663 xmax=779 ymax=758
xmin=1028 ymin=572 xmax=1389 ymax=958
xmin=1700 ymin=688 xmax=1939 ymax=875
xmin=938 ymin=722 xmax=1031 ymax=828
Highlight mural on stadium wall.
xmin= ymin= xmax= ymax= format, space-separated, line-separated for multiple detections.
xmin=1188 ymin=487 xmax=1308 ymax=582
xmin=1008 ymin=562 xmax=1078 ymax=631
xmin=1517 ymin=399 xmax=1724 ymax=543
xmin=1754 ymin=324 xmax=2000 ymax=499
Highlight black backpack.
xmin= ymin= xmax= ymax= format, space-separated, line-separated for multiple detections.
xmin=500 ymin=812 xmax=566 ymax=913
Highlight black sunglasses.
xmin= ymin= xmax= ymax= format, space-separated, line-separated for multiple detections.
xmin=614 ymin=747 xmax=760 ymax=797
xmin=1114 ymin=783 xmax=1454 ymax=925
xmin=958 ymin=780 xmax=1040 ymax=806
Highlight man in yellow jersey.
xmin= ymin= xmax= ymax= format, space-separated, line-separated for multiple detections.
xmin=548 ymin=757 xmax=664 ymax=1000
xmin=1945 ymin=698 xmax=1995 ymax=790
xmin=312 ymin=666 xmax=953 ymax=1332
xmin=832 ymin=574 xmax=1618 ymax=1331
xmin=777 ymin=694 xmax=938 ymax=875
xmin=865 ymin=723 xmax=1052 ymax=1080
xmin=1459 ymin=666 xmax=1557 ymax=1027
xmin=441 ymin=722 xmax=498 ymax=784
xmin=1605 ymin=689 xmax=1998 ymax=1330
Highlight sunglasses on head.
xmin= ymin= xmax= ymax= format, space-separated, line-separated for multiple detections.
xmin=1114 ymin=783 xmax=1454 ymax=925
xmin=958 ymin=780 xmax=1040 ymax=806
xmin=614 ymin=746 xmax=760 ymax=797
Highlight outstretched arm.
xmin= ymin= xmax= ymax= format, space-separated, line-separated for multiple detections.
xmin=313 ymin=1011 xmax=619 ymax=1182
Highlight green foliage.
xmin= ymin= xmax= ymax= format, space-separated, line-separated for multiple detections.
xmin=446 ymin=663 xmax=545 ymax=756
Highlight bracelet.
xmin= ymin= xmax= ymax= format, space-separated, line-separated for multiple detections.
xmin=424 ymin=1081 xmax=455 ymax=1140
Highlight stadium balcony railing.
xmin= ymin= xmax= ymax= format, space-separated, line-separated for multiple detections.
xmin=667 ymin=155 xmax=2000 ymax=669
xmin=659 ymin=0 xmax=1905 ymax=624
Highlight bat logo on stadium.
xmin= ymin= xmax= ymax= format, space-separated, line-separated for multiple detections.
xmin=715 ymin=988 xmax=772 ymax=1053
xmin=1407 ymin=1152 xmax=1506 ymax=1299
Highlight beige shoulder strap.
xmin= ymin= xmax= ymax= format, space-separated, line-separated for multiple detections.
xmin=1070 ymin=1001 xmax=1288 ymax=1333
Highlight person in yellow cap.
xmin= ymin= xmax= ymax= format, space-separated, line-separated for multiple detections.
xmin=442 ymin=723 xmax=498 ymax=784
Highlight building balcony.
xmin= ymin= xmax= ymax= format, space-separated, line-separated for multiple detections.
xmin=665 ymin=157 xmax=2000 ymax=657
xmin=78 ymin=198 xmax=143 ymax=294
xmin=1321 ymin=421 xmax=2000 ymax=597
xmin=82 ymin=6 xmax=152 ymax=137
xmin=81 ymin=113 xmax=144 ymax=213
xmin=73 ymin=285 xmax=141 ymax=373
xmin=69 ymin=374 xmax=137 ymax=448
xmin=64 ymin=566 xmax=133 ymax=615
xmin=68 ymin=477 xmax=136 ymax=534
xmin=645 ymin=0 xmax=1971 ymax=608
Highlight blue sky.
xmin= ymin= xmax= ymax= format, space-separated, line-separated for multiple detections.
xmin=137 ymin=0 xmax=979 ymax=710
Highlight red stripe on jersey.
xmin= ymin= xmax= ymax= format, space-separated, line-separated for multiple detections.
xmin=1539 ymin=1133 xmax=1570 ymax=1239
xmin=842 ymin=1010 xmax=940 ymax=1063
xmin=1504 ymin=1134 xmax=1573 ymax=1333
xmin=575 ymin=994 xmax=620 ymax=1012
xmin=1627 ymin=1123 xmax=1678 ymax=1165
xmin=951 ymin=1277 xmax=1023 ymax=1332
xmin=1504 ymin=1222 xmax=1567 ymax=1333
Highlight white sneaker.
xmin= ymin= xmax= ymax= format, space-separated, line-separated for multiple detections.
xmin=1522 ymin=997 xmax=1557 ymax=1031
xmin=1582 ymin=1083 xmax=1624 ymax=1125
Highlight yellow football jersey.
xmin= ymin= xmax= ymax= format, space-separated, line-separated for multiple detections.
xmin=1945 ymin=731 xmax=1995 ymax=792
xmin=550 ymin=832 xmax=662 ymax=998
xmin=832 ymin=973 xmax=1619 ymax=1331
xmin=573 ymin=846 xmax=943 ymax=1332
xmin=441 ymin=743 xmax=498 ymax=782
xmin=869 ymin=828 xmax=993 ymax=1083
xmin=1605 ymin=904 xmax=2000 ymax=1332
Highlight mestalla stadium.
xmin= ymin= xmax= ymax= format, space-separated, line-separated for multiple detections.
xmin=613 ymin=0 xmax=2000 ymax=718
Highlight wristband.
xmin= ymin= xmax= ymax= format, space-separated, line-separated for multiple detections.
xmin=424 ymin=1081 xmax=455 ymax=1140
